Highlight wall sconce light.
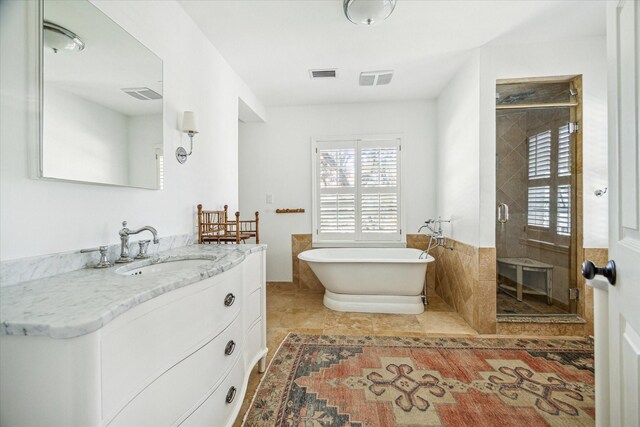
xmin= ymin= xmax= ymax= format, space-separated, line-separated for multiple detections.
xmin=176 ymin=111 xmax=198 ymax=164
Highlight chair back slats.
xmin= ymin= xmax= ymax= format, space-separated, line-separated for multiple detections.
xmin=197 ymin=204 xmax=259 ymax=244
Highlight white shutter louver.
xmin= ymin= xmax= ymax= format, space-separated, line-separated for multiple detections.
xmin=319 ymin=149 xmax=355 ymax=188
xmin=320 ymin=194 xmax=355 ymax=233
xmin=359 ymin=142 xmax=400 ymax=238
xmin=361 ymin=193 xmax=398 ymax=233
xmin=557 ymin=184 xmax=571 ymax=236
xmin=528 ymin=186 xmax=550 ymax=227
xmin=558 ymin=124 xmax=571 ymax=177
xmin=361 ymin=148 xmax=397 ymax=187
xmin=528 ymin=130 xmax=551 ymax=179
xmin=156 ymin=148 xmax=164 ymax=190
xmin=317 ymin=147 xmax=356 ymax=236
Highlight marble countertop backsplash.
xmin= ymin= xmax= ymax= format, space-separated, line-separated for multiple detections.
xmin=0 ymin=234 xmax=194 ymax=288
xmin=0 ymin=244 xmax=266 ymax=339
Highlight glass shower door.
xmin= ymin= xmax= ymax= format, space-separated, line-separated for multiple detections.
xmin=495 ymin=81 xmax=578 ymax=316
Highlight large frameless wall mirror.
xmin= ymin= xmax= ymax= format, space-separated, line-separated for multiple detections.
xmin=40 ymin=0 xmax=164 ymax=189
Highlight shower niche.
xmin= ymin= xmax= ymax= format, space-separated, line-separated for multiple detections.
xmin=495 ymin=77 xmax=581 ymax=317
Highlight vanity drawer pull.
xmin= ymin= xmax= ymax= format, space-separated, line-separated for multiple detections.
xmin=225 ymin=386 xmax=237 ymax=404
xmin=223 ymin=293 xmax=235 ymax=307
xmin=224 ymin=340 xmax=236 ymax=356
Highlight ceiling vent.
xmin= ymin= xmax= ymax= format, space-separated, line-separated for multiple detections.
xmin=121 ymin=87 xmax=163 ymax=100
xmin=309 ymin=69 xmax=337 ymax=79
xmin=359 ymin=70 xmax=393 ymax=86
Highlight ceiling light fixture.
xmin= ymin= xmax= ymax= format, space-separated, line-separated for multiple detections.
xmin=344 ymin=0 xmax=396 ymax=26
xmin=43 ymin=21 xmax=85 ymax=53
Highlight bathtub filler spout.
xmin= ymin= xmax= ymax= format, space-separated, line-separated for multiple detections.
xmin=418 ymin=217 xmax=453 ymax=259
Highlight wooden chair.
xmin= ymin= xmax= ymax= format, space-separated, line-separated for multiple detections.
xmin=232 ymin=210 xmax=259 ymax=244
xmin=197 ymin=204 xmax=229 ymax=244
xmin=197 ymin=204 xmax=259 ymax=244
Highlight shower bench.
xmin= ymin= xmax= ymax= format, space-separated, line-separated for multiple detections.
xmin=497 ymin=257 xmax=553 ymax=304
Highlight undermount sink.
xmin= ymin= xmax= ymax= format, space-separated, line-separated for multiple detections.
xmin=116 ymin=258 xmax=217 ymax=276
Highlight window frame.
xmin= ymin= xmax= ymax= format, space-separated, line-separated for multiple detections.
xmin=311 ymin=134 xmax=405 ymax=247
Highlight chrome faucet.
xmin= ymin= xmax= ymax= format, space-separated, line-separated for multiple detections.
xmin=116 ymin=221 xmax=159 ymax=263
xmin=417 ymin=217 xmax=453 ymax=258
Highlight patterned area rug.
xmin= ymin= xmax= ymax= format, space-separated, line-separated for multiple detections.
xmin=243 ymin=334 xmax=594 ymax=427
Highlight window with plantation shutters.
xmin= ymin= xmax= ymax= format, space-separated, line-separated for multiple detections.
xmin=313 ymin=137 xmax=402 ymax=244
xmin=528 ymin=130 xmax=551 ymax=179
xmin=526 ymin=124 xmax=574 ymax=238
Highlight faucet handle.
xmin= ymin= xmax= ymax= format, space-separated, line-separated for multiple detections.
xmin=135 ymin=240 xmax=151 ymax=259
xmin=81 ymin=246 xmax=113 ymax=268
xmin=81 ymin=245 xmax=108 ymax=253
xmin=122 ymin=221 xmax=128 ymax=228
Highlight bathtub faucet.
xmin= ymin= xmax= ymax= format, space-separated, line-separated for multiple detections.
xmin=418 ymin=217 xmax=453 ymax=258
xmin=418 ymin=217 xmax=450 ymax=236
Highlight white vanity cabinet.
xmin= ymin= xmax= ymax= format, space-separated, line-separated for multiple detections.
xmin=0 ymin=250 xmax=267 ymax=427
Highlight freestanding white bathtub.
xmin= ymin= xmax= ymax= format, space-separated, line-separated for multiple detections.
xmin=298 ymin=248 xmax=435 ymax=314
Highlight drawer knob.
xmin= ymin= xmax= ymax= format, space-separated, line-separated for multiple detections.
xmin=225 ymin=340 xmax=236 ymax=356
xmin=225 ymin=386 xmax=237 ymax=404
xmin=224 ymin=293 xmax=235 ymax=307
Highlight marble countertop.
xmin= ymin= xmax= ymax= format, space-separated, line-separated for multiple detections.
xmin=0 ymin=244 xmax=266 ymax=339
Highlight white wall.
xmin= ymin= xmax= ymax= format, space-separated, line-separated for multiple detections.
xmin=43 ymin=85 xmax=130 ymax=186
xmin=436 ymin=52 xmax=481 ymax=246
xmin=128 ymin=114 xmax=163 ymax=189
xmin=478 ymin=36 xmax=608 ymax=248
xmin=0 ymin=0 xmax=265 ymax=261
xmin=239 ymin=101 xmax=438 ymax=281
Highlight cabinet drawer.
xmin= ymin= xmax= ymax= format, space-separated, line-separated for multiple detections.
xmin=108 ymin=316 xmax=243 ymax=427
xmin=101 ymin=268 xmax=242 ymax=419
xmin=245 ymin=288 xmax=261 ymax=327
xmin=180 ymin=356 xmax=245 ymax=427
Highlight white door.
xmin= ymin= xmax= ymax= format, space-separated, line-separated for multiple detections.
xmin=605 ymin=1 xmax=640 ymax=426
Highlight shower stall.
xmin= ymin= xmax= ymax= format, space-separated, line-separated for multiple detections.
xmin=495 ymin=78 xmax=581 ymax=317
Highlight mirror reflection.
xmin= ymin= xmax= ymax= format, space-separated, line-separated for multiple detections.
xmin=42 ymin=0 xmax=163 ymax=189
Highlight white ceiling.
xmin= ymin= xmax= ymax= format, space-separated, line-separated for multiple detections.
xmin=179 ymin=0 xmax=606 ymax=107
xmin=45 ymin=0 xmax=162 ymax=116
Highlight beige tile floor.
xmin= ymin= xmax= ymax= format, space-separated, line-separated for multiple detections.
xmin=234 ymin=283 xmax=478 ymax=425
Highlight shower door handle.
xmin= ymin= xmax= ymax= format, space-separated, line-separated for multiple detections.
xmin=497 ymin=203 xmax=509 ymax=223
